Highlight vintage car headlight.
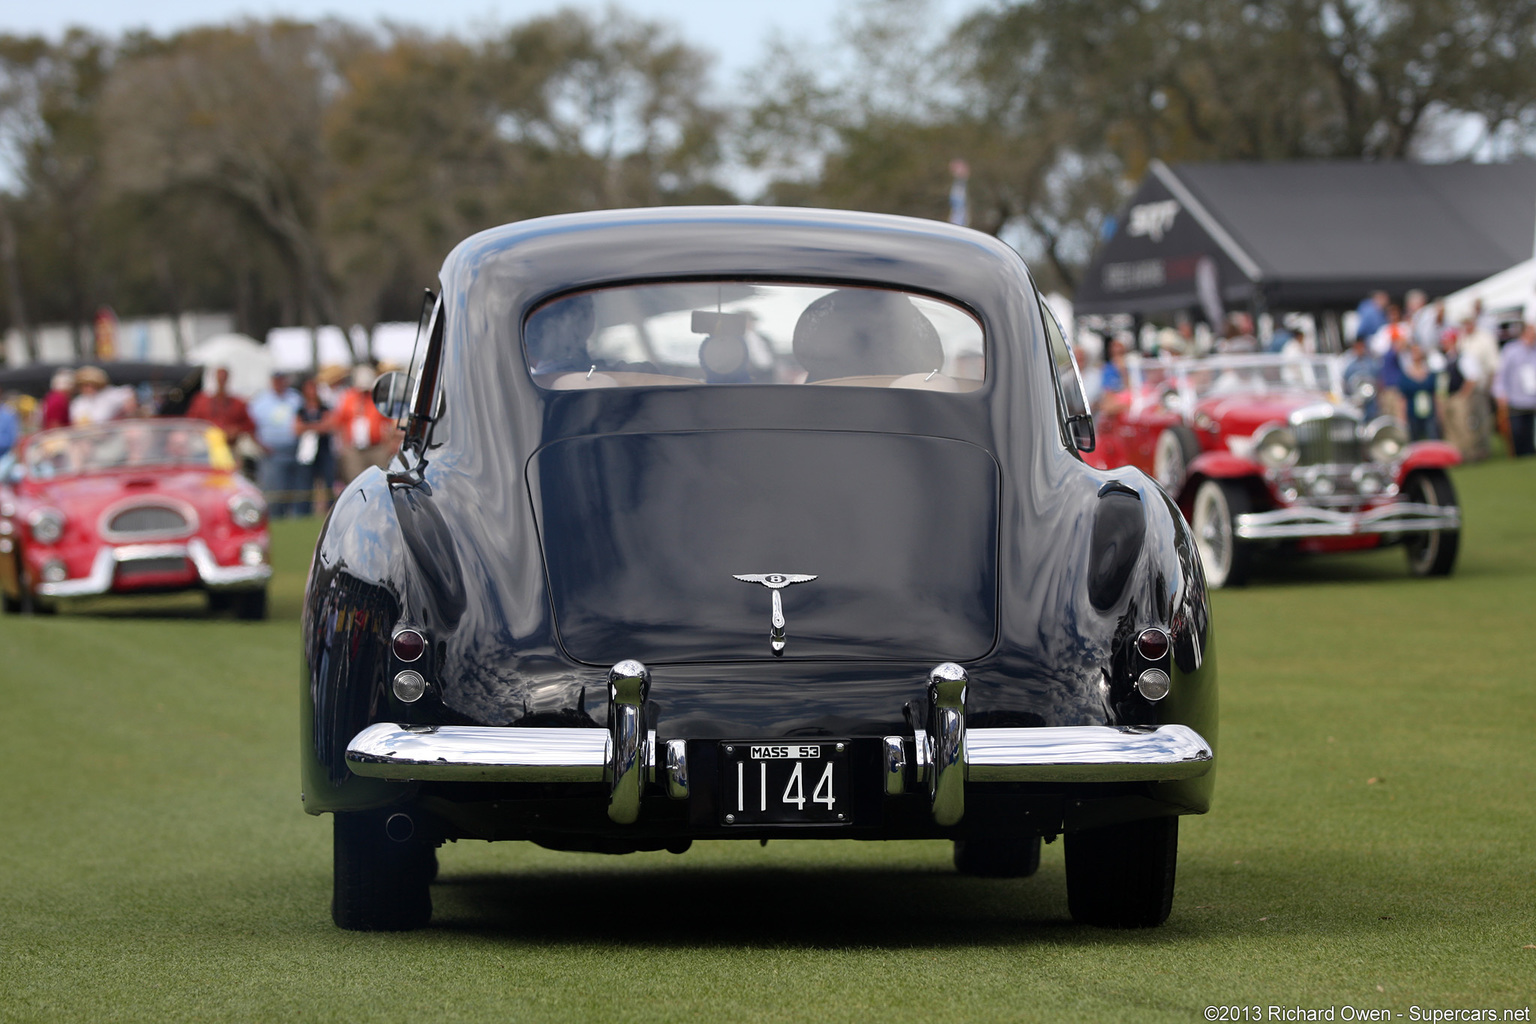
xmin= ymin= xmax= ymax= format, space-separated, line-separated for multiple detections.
xmin=1253 ymin=425 xmax=1298 ymax=469
xmin=28 ymin=508 xmax=66 ymax=544
xmin=228 ymin=494 xmax=266 ymax=529
xmin=1351 ymin=465 xmax=1386 ymax=496
xmin=1366 ymin=418 xmax=1407 ymax=464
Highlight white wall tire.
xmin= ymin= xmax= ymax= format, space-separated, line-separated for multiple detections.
xmin=1153 ymin=426 xmax=1200 ymax=494
xmin=1191 ymin=479 xmax=1251 ymax=588
xmin=1403 ymin=469 xmax=1460 ymax=578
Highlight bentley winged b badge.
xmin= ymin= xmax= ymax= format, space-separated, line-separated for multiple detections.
xmin=733 ymin=573 xmax=818 ymax=655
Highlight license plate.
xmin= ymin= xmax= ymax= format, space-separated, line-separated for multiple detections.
xmin=719 ymin=741 xmax=851 ymax=825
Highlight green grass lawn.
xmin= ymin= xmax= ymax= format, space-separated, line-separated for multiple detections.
xmin=2 ymin=461 xmax=1534 ymax=1022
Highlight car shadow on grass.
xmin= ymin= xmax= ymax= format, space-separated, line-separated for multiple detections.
xmin=1233 ymin=545 xmax=1504 ymax=589
xmin=419 ymin=861 xmax=1258 ymax=947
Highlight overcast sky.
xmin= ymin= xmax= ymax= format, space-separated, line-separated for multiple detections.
xmin=5 ymin=0 xmax=978 ymax=98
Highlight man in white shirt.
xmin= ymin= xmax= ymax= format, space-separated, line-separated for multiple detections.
xmin=68 ymin=366 xmax=135 ymax=425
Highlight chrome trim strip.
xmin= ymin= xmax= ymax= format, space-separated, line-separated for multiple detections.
xmin=606 ymin=660 xmax=650 ymax=824
xmin=927 ymin=663 xmax=967 ymax=827
xmin=965 ymin=724 xmax=1213 ymax=782
xmin=35 ymin=537 xmax=271 ymax=597
xmin=38 ymin=546 xmax=118 ymax=597
xmin=346 ymin=723 xmax=611 ymax=782
xmin=1234 ymin=502 xmax=1460 ymax=540
xmin=881 ymin=735 xmax=906 ymax=796
xmin=187 ymin=537 xmax=272 ymax=589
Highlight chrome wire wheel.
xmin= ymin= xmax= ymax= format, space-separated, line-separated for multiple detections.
xmin=1191 ymin=479 xmax=1250 ymax=588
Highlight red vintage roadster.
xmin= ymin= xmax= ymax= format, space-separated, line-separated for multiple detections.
xmin=0 ymin=419 xmax=271 ymax=616
xmin=1085 ymin=354 xmax=1461 ymax=586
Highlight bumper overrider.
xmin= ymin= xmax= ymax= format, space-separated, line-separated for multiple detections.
xmin=37 ymin=538 xmax=272 ymax=598
xmin=345 ymin=662 xmax=1214 ymax=827
xmin=1234 ymin=500 xmax=1459 ymax=542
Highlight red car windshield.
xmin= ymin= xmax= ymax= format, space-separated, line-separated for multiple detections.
xmin=24 ymin=423 xmax=219 ymax=479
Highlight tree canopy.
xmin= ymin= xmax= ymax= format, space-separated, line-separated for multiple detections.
xmin=3 ymin=0 xmax=1536 ymax=347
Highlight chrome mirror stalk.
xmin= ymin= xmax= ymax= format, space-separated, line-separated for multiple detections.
xmin=606 ymin=660 xmax=650 ymax=824
xmin=927 ymin=663 xmax=967 ymax=826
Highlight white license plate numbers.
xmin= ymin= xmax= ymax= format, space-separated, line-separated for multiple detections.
xmin=720 ymin=741 xmax=851 ymax=825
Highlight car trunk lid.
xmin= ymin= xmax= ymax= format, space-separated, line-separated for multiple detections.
xmin=529 ymin=429 xmax=998 ymax=664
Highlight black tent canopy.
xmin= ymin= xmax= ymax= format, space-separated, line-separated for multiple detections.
xmin=1074 ymin=159 xmax=1536 ymax=318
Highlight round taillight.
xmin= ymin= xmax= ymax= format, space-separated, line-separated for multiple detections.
xmin=392 ymin=628 xmax=426 ymax=663
xmin=1135 ymin=627 xmax=1170 ymax=661
xmin=1136 ymin=668 xmax=1171 ymax=701
xmin=392 ymin=670 xmax=427 ymax=703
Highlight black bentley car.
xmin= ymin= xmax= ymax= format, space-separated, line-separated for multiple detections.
xmin=302 ymin=207 xmax=1217 ymax=931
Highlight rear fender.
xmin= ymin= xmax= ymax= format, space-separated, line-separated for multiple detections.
xmin=1396 ymin=441 xmax=1460 ymax=483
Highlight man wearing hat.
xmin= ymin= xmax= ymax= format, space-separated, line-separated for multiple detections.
xmin=69 ymin=366 xmax=135 ymax=425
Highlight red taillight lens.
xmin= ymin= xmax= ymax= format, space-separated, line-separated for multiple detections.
xmin=392 ymin=628 xmax=426 ymax=662
xmin=1134 ymin=627 xmax=1170 ymax=661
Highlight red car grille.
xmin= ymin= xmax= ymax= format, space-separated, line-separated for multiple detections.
xmin=107 ymin=505 xmax=190 ymax=537
xmin=1293 ymin=416 xmax=1362 ymax=465
xmin=117 ymin=556 xmax=191 ymax=577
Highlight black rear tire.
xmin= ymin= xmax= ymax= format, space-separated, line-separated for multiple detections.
xmin=332 ymin=811 xmax=434 ymax=931
xmin=10 ymin=562 xmax=53 ymax=615
xmin=1065 ymin=816 xmax=1178 ymax=928
xmin=234 ymin=589 xmax=268 ymax=620
xmin=1403 ymin=469 xmax=1460 ymax=578
xmin=954 ymin=835 xmax=1042 ymax=878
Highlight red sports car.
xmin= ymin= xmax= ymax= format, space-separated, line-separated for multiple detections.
xmin=0 ymin=419 xmax=272 ymax=616
xmin=1085 ymin=354 xmax=1461 ymax=587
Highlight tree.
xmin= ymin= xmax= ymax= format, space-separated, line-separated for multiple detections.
xmin=101 ymin=21 xmax=358 ymax=353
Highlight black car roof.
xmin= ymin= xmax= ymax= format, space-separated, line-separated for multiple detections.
xmin=441 ymin=206 xmax=1036 ymax=324
xmin=425 ymin=206 xmax=1057 ymax=460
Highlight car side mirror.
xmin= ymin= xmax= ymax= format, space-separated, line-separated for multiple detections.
xmin=1068 ymin=413 xmax=1096 ymax=453
xmin=371 ymin=371 xmax=412 ymax=420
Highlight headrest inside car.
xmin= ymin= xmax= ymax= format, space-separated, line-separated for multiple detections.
xmin=792 ymin=289 xmax=943 ymax=382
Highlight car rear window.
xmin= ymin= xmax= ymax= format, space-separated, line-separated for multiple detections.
xmin=524 ymin=282 xmax=984 ymax=391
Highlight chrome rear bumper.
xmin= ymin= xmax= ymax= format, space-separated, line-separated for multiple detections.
xmin=37 ymin=538 xmax=271 ymax=597
xmin=1235 ymin=501 xmax=1459 ymax=541
xmin=346 ymin=713 xmax=1212 ymax=828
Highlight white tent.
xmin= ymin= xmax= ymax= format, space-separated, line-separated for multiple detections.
xmin=266 ymin=326 xmax=359 ymax=371
xmin=185 ymin=333 xmax=273 ymax=399
xmin=1443 ymin=257 xmax=1536 ymax=325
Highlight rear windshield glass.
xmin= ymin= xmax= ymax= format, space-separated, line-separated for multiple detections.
xmin=524 ymin=282 xmax=984 ymax=391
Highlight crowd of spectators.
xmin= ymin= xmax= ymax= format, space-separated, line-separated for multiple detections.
xmin=1070 ymin=289 xmax=1536 ymax=461
xmin=1345 ymin=289 xmax=1536 ymax=459
xmin=0 ymin=362 xmax=404 ymax=513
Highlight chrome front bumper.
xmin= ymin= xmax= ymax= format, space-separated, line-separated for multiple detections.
xmin=1234 ymin=501 xmax=1460 ymax=541
xmin=37 ymin=538 xmax=272 ymax=598
xmin=345 ymin=661 xmax=1213 ymax=828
